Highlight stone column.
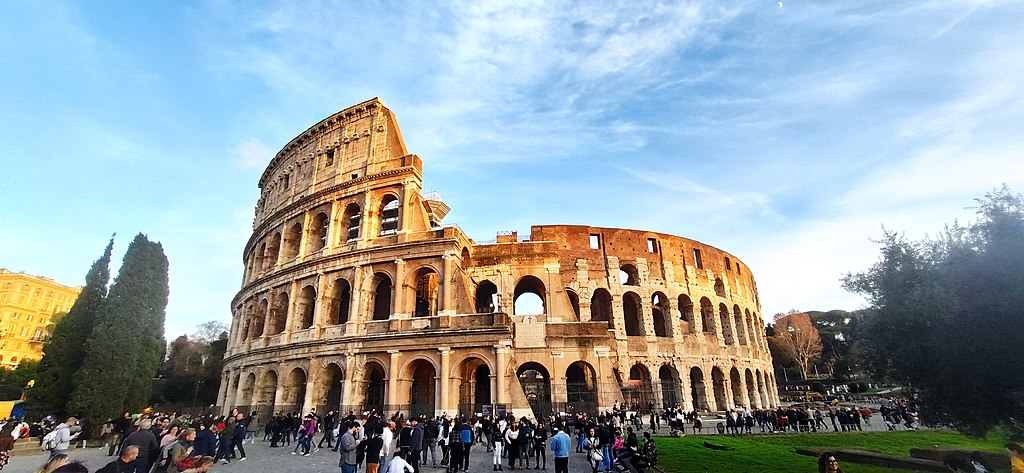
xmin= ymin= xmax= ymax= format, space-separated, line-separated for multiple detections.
xmin=738 ymin=372 xmax=750 ymax=410
xmin=439 ymin=348 xmax=452 ymax=413
xmin=304 ymin=357 xmax=318 ymax=413
xmin=393 ymin=258 xmax=407 ymax=317
xmin=439 ymin=253 xmax=456 ymax=316
xmin=388 ymin=350 xmax=401 ymax=412
xmin=495 ymin=345 xmax=509 ymax=405
xmin=298 ymin=210 xmax=312 ymax=262
xmin=328 ymin=199 xmax=341 ymax=251
xmin=544 ymin=264 xmax=561 ymax=322
xmin=284 ymin=281 xmax=299 ymax=342
xmin=217 ymin=371 xmax=230 ymax=413
xmin=678 ymin=363 xmax=693 ymax=412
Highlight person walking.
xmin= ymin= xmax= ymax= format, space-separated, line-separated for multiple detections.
xmin=423 ymin=417 xmax=439 ymax=468
xmin=533 ymin=421 xmax=548 ymax=471
xmin=319 ymin=411 xmax=337 ymax=450
xmin=122 ymin=418 xmax=159 ymax=473
xmin=490 ymin=419 xmax=504 ymax=471
xmin=214 ymin=418 xmax=235 ymax=464
xmin=339 ymin=422 xmax=362 ymax=473
xmin=96 ymin=445 xmax=138 ymax=473
xmin=460 ymin=418 xmax=474 ymax=472
xmin=47 ymin=417 xmax=79 ymax=460
xmin=505 ymin=423 xmax=520 ymax=471
xmin=549 ymin=426 xmax=570 ymax=473
xmin=446 ymin=420 xmax=463 ymax=473
xmin=364 ymin=430 xmax=385 ymax=473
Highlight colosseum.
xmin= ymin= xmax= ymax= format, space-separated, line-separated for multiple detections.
xmin=218 ymin=98 xmax=779 ymax=422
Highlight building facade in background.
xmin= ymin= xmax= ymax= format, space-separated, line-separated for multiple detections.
xmin=0 ymin=269 xmax=81 ymax=368
xmin=220 ymin=98 xmax=778 ymax=421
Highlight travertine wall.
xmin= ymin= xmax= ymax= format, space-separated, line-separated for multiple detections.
xmin=220 ymin=98 xmax=779 ymax=422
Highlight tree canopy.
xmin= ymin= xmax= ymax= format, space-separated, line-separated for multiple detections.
xmin=843 ymin=185 xmax=1024 ymax=438
xmin=768 ymin=311 xmax=823 ymax=380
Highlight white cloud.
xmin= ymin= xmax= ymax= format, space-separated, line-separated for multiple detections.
xmin=230 ymin=137 xmax=274 ymax=169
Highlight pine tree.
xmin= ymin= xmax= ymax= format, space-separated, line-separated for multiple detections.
xmin=69 ymin=234 xmax=168 ymax=425
xmin=29 ymin=237 xmax=113 ymax=415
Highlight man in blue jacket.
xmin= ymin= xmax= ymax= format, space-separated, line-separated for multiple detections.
xmin=549 ymin=426 xmax=570 ymax=473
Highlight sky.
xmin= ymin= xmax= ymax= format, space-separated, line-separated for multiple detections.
xmin=2 ymin=0 xmax=1023 ymax=338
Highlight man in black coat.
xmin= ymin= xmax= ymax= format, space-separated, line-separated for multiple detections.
xmin=96 ymin=445 xmax=138 ymax=473
xmin=122 ymin=419 xmax=159 ymax=473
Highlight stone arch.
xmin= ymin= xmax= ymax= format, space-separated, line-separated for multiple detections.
xmin=619 ymin=264 xmax=640 ymax=286
xmin=265 ymin=233 xmax=281 ymax=272
xmin=566 ymin=361 xmax=599 ymax=414
xmin=513 ymin=275 xmax=546 ymax=316
xmin=711 ymin=366 xmax=728 ymax=411
xmin=282 ymin=367 xmax=308 ymax=412
xmin=729 ymin=367 xmax=744 ymax=408
xmin=343 ymin=202 xmax=361 ymax=243
xmin=677 ymin=294 xmax=695 ymax=333
xmin=255 ymin=242 xmax=266 ymax=275
xmin=379 ymin=194 xmax=400 ymax=236
xmin=254 ymin=298 xmax=268 ymax=337
xmin=239 ymin=372 xmax=256 ymax=409
xmin=700 ymin=297 xmax=716 ymax=335
xmin=296 ymin=285 xmax=316 ymax=330
xmin=270 ymin=291 xmax=289 ymax=334
xmin=689 ymin=367 xmax=708 ymax=411
xmin=361 ymin=361 xmax=386 ymax=413
xmin=283 ymin=222 xmax=303 ymax=259
xmin=565 ymin=288 xmax=581 ymax=320
xmin=626 ymin=363 xmax=654 ymax=409
xmin=745 ymin=368 xmax=759 ymax=409
xmin=456 ymin=356 xmax=492 ymax=414
xmin=714 ymin=277 xmax=726 ymax=297
xmin=622 ymin=291 xmax=644 ymax=336
xmin=719 ymin=303 xmax=734 ymax=344
xmin=516 ymin=362 xmax=552 ymax=419
xmin=309 ymin=211 xmax=330 ymax=252
xmin=317 ymin=363 xmax=345 ymax=413
xmin=256 ymin=370 xmax=279 ymax=413
xmin=733 ymin=305 xmax=747 ymax=345
xmin=403 ymin=358 xmax=437 ymax=418
xmin=328 ymin=278 xmax=351 ymax=325
xmin=411 ymin=266 xmax=440 ymax=317
xmin=652 ymin=292 xmax=671 ymax=337
xmin=474 ymin=280 xmax=498 ymax=313
xmin=658 ymin=365 xmax=682 ymax=409
xmin=590 ymin=288 xmax=613 ymax=327
xmin=371 ymin=272 xmax=393 ymax=321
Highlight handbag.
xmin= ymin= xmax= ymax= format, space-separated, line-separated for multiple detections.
xmin=175 ymin=455 xmax=197 ymax=471
xmin=590 ymin=449 xmax=604 ymax=463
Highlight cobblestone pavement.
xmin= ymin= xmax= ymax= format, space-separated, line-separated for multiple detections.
xmin=3 ymin=438 xmax=599 ymax=473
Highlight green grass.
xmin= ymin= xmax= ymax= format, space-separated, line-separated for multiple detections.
xmin=656 ymin=430 xmax=1007 ymax=472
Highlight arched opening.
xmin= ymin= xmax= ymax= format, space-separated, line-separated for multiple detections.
xmin=362 ymin=362 xmax=386 ymax=413
xmin=624 ymin=364 xmax=653 ymax=409
xmin=457 ymin=358 xmax=492 ymax=415
xmin=513 ymin=275 xmax=546 ymax=316
xmin=719 ymin=303 xmax=734 ymax=344
xmin=745 ymin=369 xmax=759 ymax=409
xmin=284 ymin=222 xmax=303 ymax=259
xmin=255 ymin=243 xmax=266 ymax=275
xmin=659 ymin=365 xmax=682 ymax=409
xmin=372 ymin=273 xmax=392 ymax=321
xmin=318 ymin=363 xmax=345 ymax=414
xmin=619 ymin=264 xmax=639 ymax=286
xmin=730 ymin=367 xmax=744 ymax=408
xmin=343 ymin=203 xmax=361 ymax=243
xmin=329 ymin=279 xmax=351 ymax=325
xmin=379 ymin=195 xmax=400 ymax=236
xmin=690 ymin=367 xmax=708 ymax=411
xmin=282 ymin=368 xmax=308 ymax=413
xmin=408 ymin=360 xmax=436 ymax=418
xmin=460 ymin=247 xmax=471 ymax=266
xmin=566 ymin=361 xmax=599 ymax=414
xmin=474 ymin=280 xmax=498 ymax=313
xmin=271 ymin=291 xmax=289 ymax=334
xmin=623 ymin=292 xmax=644 ymax=336
xmin=413 ymin=269 xmax=439 ymax=317
xmin=565 ymin=289 xmax=581 ymax=320
xmin=714 ymin=278 xmax=726 ymax=297
xmin=733 ymin=305 xmax=747 ymax=345
xmin=590 ymin=288 xmax=613 ymax=327
xmin=241 ymin=315 xmax=251 ymax=342
xmin=678 ymin=294 xmax=695 ymax=333
xmin=264 ymin=233 xmax=281 ymax=272
xmin=756 ymin=370 xmax=768 ymax=408
xmin=747 ymin=309 xmax=759 ymax=349
xmin=297 ymin=285 xmax=316 ymax=330
xmin=254 ymin=299 xmax=268 ymax=337
xmin=256 ymin=370 xmax=278 ymax=413
xmin=711 ymin=367 xmax=728 ymax=411
xmin=652 ymin=292 xmax=671 ymax=337
xmin=700 ymin=297 xmax=715 ymax=335
xmin=517 ymin=362 xmax=552 ymax=419
xmin=309 ymin=212 xmax=330 ymax=252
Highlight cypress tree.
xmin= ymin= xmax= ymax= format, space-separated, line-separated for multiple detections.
xmin=30 ymin=237 xmax=113 ymax=415
xmin=69 ymin=234 xmax=168 ymax=424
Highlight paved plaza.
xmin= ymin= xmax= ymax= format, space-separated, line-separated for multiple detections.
xmin=2 ymin=437 xmax=599 ymax=473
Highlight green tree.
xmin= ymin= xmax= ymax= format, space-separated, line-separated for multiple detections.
xmin=0 ymin=360 xmax=40 ymax=400
xmin=69 ymin=234 xmax=168 ymax=425
xmin=29 ymin=238 xmax=113 ymax=415
xmin=152 ymin=321 xmax=227 ymax=409
xmin=843 ymin=185 xmax=1024 ymax=437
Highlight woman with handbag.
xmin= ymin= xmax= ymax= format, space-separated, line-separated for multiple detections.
xmin=583 ymin=428 xmax=601 ymax=473
xmin=167 ymin=428 xmax=198 ymax=473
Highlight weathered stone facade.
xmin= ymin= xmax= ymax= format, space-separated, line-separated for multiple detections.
xmin=219 ymin=98 xmax=779 ymax=422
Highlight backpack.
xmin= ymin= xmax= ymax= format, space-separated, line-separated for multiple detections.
xmin=41 ymin=429 xmax=60 ymax=451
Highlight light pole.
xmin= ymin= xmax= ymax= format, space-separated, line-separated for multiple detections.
xmin=192 ymin=379 xmax=204 ymax=409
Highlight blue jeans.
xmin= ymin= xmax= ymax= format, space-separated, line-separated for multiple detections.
xmin=342 ymin=462 xmax=356 ymax=473
xmin=601 ymin=445 xmax=613 ymax=471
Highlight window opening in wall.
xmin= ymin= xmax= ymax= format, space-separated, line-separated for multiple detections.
xmin=714 ymin=278 xmax=726 ymax=297
xmin=589 ymin=234 xmax=600 ymax=250
xmin=647 ymin=238 xmax=657 ymax=253
xmin=619 ymin=264 xmax=639 ymax=285
xmin=693 ymin=249 xmax=703 ymax=269
xmin=513 ymin=276 xmax=546 ymax=316
xmin=725 ymin=257 xmax=732 ymax=270
xmin=345 ymin=204 xmax=361 ymax=242
xmin=622 ymin=292 xmax=644 ymax=336
xmin=372 ymin=275 xmax=392 ymax=320
xmin=325 ymin=149 xmax=335 ymax=166
xmin=414 ymin=270 xmax=439 ymax=317
xmin=475 ymin=281 xmax=498 ymax=313
xmin=283 ymin=175 xmax=290 ymax=189
xmin=351 ymin=173 xmax=358 ymax=180
xmin=380 ymin=197 xmax=400 ymax=236
xmin=736 ymin=264 xmax=742 ymax=275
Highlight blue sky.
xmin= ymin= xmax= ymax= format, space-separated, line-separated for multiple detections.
xmin=2 ymin=1 xmax=1023 ymax=338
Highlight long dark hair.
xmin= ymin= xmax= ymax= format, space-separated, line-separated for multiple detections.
xmin=817 ymin=452 xmax=843 ymax=473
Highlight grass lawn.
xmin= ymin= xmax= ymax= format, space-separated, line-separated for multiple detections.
xmin=657 ymin=430 xmax=1007 ymax=472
